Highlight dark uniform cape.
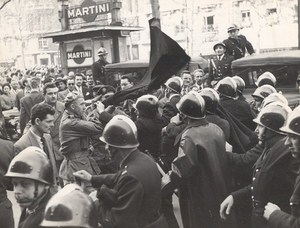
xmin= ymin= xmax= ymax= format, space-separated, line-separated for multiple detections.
xmin=172 ymin=119 xmax=236 ymax=228
xmin=92 ymin=59 xmax=109 ymax=84
xmin=0 ymin=136 xmax=14 ymax=228
xmin=18 ymin=190 xmax=53 ymax=228
xmin=268 ymin=166 xmax=300 ymax=228
xmin=220 ymin=97 xmax=256 ymax=131
xmin=160 ymin=94 xmax=181 ymax=127
xmin=135 ymin=116 xmax=163 ymax=160
xmin=223 ymin=34 xmax=255 ymax=60
xmin=208 ymin=54 xmax=234 ymax=85
xmin=92 ymin=149 xmax=166 ymax=228
xmin=232 ymin=135 xmax=299 ymax=228
xmin=206 ymin=114 xmax=231 ymax=141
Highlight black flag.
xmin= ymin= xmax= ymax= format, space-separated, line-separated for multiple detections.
xmin=103 ymin=18 xmax=190 ymax=106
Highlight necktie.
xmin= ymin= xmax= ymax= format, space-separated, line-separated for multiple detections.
xmin=41 ymin=136 xmax=50 ymax=158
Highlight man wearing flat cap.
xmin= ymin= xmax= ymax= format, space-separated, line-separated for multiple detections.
xmin=208 ymin=42 xmax=234 ymax=87
xmin=223 ymin=24 xmax=255 ymax=60
xmin=59 ymin=91 xmax=104 ymax=191
xmin=92 ymin=47 xmax=109 ymax=85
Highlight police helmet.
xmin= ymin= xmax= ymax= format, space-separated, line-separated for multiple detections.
xmin=260 ymin=93 xmax=288 ymax=109
xmin=97 ymin=47 xmax=108 ymax=56
xmin=253 ymin=102 xmax=291 ymax=133
xmin=41 ymin=184 xmax=97 ymax=228
xmin=5 ymin=146 xmax=53 ymax=185
xmin=133 ymin=94 xmax=158 ymax=117
xmin=215 ymin=77 xmax=237 ymax=99
xmin=232 ymin=76 xmax=245 ymax=95
xmin=281 ymin=108 xmax=300 ymax=136
xmin=176 ymin=91 xmax=206 ymax=119
xmin=252 ymin=84 xmax=277 ymax=100
xmin=227 ymin=24 xmax=240 ymax=33
xmin=100 ymin=115 xmax=139 ymax=148
xmin=256 ymin=72 xmax=276 ymax=87
xmin=199 ymin=88 xmax=220 ymax=113
xmin=164 ymin=76 xmax=182 ymax=94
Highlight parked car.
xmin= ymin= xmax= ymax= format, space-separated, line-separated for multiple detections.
xmin=104 ymin=57 xmax=209 ymax=88
xmin=232 ymin=50 xmax=300 ymax=107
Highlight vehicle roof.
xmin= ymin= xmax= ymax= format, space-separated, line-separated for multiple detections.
xmin=105 ymin=57 xmax=208 ymax=70
xmin=232 ymin=50 xmax=300 ymax=68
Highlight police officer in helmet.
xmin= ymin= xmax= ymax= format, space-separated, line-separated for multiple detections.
xmin=5 ymin=146 xmax=55 ymax=228
xmin=74 ymin=115 xmax=167 ymax=228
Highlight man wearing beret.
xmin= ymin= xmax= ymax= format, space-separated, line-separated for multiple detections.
xmin=223 ymin=24 xmax=254 ymax=60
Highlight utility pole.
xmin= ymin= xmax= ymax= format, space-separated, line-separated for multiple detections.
xmin=150 ymin=0 xmax=161 ymax=28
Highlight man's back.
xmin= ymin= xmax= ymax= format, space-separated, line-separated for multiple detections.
xmin=19 ymin=91 xmax=44 ymax=134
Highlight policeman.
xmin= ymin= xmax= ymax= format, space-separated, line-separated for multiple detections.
xmin=133 ymin=94 xmax=162 ymax=160
xmin=208 ymin=42 xmax=234 ymax=87
xmin=162 ymin=91 xmax=235 ymax=228
xmin=40 ymin=184 xmax=98 ymax=228
xmin=92 ymin=47 xmax=109 ymax=85
xmin=263 ymin=107 xmax=300 ymax=227
xmin=199 ymin=88 xmax=230 ymax=141
xmin=74 ymin=115 xmax=167 ymax=228
xmin=5 ymin=146 xmax=54 ymax=228
xmin=251 ymin=85 xmax=277 ymax=115
xmin=216 ymin=77 xmax=256 ymax=130
xmin=223 ymin=24 xmax=255 ymax=60
xmin=220 ymin=103 xmax=299 ymax=228
xmin=160 ymin=76 xmax=182 ymax=126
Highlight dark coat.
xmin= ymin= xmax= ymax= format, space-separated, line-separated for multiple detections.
xmin=208 ymin=54 xmax=234 ymax=84
xmin=92 ymin=149 xmax=166 ymax=228
xmin=135 ymin=116 xmax=163 ymax=160
xmin=92 ymin=59 xmax=109 ymax=84
xmin=82 ymin=86 xmax=93 ymax=100
xmin=206 ymin=114 xmax=231 ymax=141
xmin=268 ymin=166 xmax=300 ymax=228
xmin=18 ymin=190 xmax=53 ymax=228
xmin=171 ymin=119 xmax=235 ymax=228
xmin=220 ymin=98 xmax=256 ymax=131
xmin=160 ymin=94 xmax=181 ymax=127
xmin=0 ymin=136 xmax=14 ymax=228
xmin=223 ymin=34 xmax=255 ymax=60
xmin=232 ymin=135 xmax=299 ymax=228
xmin=19 ymin=91 xmax=44 ymax=134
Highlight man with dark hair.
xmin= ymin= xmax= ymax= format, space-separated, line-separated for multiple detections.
xmin=14 ymin=103 xmax=57 ymax=185
xmin=19 ymin=77 xmax=44 ymax=134
xmin=120 ymin=75 xmax=134 ymax=91
xmin=42 ymin=82 xmax=64 ymax=179
xmin=75 ymin=74 xmax=92 ymax=100
xmin=58 ymin=77 xmax=75 ymax=102
xmin=223 ymin=24 xmax=254 ymax=60
xmin=86 ymin=70 xmax=95 ymax=89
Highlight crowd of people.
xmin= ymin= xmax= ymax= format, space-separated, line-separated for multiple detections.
xmin=1 ymin=23 xmax=300 ymax=228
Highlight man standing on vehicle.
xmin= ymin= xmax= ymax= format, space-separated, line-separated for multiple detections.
xmin=223 ymin=24 xmax=255 ymax=60
xmin=92 ymin=47 xmax=109 ymax=85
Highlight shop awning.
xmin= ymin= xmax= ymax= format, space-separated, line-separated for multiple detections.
xmin=43 ymin=25 xmax=143 ymax=42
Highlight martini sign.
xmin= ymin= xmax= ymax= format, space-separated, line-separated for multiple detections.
xmin=68 ymin=0 xmax=111 ymax=23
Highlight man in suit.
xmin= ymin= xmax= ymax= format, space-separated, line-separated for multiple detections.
xmin=42 ymin=82 xmax=64 ymax=176
xmin=75 ymin=73 xmax=92 ymax=100
xmin=223 ymin=24 xmax=255 ymax=60
xmin=57 ymin=76 xmax=75 ymax=102
xmin=14 ymin=103 xmax=57 ymax=186
xmin=19 ymin=77 xmax=44 ymax=134
xmin=208 ymin=42 xmax=234 ymax=87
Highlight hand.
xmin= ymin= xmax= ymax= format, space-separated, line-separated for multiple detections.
xmin=73 ymin=170 xmax=92 ymax=182
xmin=264 ymin=202 xmax=280 ymax=220
xmin=220 ymin=195 xmax=234 ymax=220
xmin=96 ymin=101 xmax=105 ymax=114
xmin=170 ymin=114 xmax=181 ymax=124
